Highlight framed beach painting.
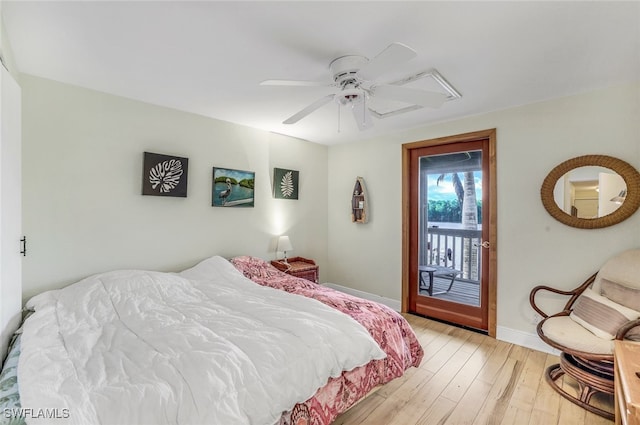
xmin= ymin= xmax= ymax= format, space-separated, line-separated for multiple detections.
xmin=142 ymin=152 xmax=188 ymax=197
xmin=212 ymin=167 xmax=255 ymax=207
xmin=273 ymin=168 xmax=299 ymax=200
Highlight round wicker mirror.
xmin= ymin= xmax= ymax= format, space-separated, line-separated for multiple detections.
xmin=541 ymin=155 xmax=640 ymax=229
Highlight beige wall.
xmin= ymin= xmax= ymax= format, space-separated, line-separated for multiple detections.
xmin=21 ymin=75 xmax=328 ymax=301
xmin=327 ymin=82 xmax=640 ymax=338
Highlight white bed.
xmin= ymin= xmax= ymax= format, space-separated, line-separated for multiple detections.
xmin=0 ymin=255 xmax=423 ymax=425
xmin=16 ymin=256 xmax=386 ymax=425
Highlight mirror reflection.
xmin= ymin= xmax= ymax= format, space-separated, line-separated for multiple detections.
xmin=553 ymin=166 xmax=627 ymax=219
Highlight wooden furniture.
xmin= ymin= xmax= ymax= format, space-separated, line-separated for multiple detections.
xmin=615 ymin=340 xmax=640 ymax=425
xmin=418 ymin=265 xmax=461 ymax=296
xmin=271 ymin=257 xmax=318 ymax=283
xmin=351 ymin=177 xmax=368 ymax=223
xmin=530 ymin=272 xmax=616 ymax=420
xmin=530 ymin=249 xmax=640 ymax=420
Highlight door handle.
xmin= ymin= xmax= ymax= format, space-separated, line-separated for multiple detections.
xmin=480 ymin=241 xmax=490 ymax=249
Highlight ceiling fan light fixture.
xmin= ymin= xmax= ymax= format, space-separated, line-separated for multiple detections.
xmin=335 ymin=88 xmax=367 ymax=106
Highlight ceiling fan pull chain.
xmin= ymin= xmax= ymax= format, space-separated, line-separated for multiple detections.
xmin=362 ymin=95 xmax=366 ymax=126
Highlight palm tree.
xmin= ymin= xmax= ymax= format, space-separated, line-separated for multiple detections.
xmin=437 ymin=171 xmax=479 ymax=279
xmin=437 ymin=172 xmax=477 ymax=230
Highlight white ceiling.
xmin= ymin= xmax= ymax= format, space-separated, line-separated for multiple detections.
xmin=3 ymin=1 xmax=639 ymax=145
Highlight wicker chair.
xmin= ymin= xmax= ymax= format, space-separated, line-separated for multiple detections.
xmin=529 ymin=249 xmax=640 ymax=419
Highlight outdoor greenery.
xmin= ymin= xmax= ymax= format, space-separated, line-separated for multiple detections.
xmin=214 ymin=176 xmax=238 ymax=184
xmin=428 ymin=199 xmax=482 ymax=224
xmin=238 ymin=179 xmax=254 ymax=190
xmin=214 ymin=176 xmax=254 ymax=190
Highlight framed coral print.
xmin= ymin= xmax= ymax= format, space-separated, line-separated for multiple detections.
xmin=273 ymin=168 xmax=299 ymax=200
xmin=212 ymin=167 xmax=255 ymax=207
xmin=142 ymin=152 xmax=188 ymax=197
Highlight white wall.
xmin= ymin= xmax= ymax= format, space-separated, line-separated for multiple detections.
xmin=0 ymin=68 xmax=21 ymax=361
xmin=599 ymin=172 xmax=626 ymax=217
xmin=0 ymin=8 xmax=22 ymax=360
xmin=21 ymin=75 xmax=328 ymax=301
xmin=327 ymin=82 xmax=640 ymax=340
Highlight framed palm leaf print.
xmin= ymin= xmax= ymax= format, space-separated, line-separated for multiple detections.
xmin=142 ymin=152 xmax=188 ymax=197
xmin=273 ymin=168 xmax=299 ymax=200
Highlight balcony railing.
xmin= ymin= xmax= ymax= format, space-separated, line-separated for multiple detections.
xmin=420 ymin=226 xmax=482 ymax=282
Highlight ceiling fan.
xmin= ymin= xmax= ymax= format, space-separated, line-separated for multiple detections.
xmin=260 ymin=42 xmax=461 ymax=131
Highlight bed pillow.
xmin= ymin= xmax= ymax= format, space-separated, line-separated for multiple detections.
xmin=231 ymin=256 xmax=318 ymax=291
xmin=600 ymin=279 xmax=640 ymax=341
xmin=0 ymin=333 xmax=25 ymax=425
xmin=569 ymin=287 xmax=640 ymax=340
xmin=600 ymin=278 xmax=640 ymax=311
xmin=231 ymin=256 xmax=282 ymax=279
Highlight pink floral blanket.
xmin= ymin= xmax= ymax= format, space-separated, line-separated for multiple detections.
xmin=231 ymin=256 xmax=423 ymax=425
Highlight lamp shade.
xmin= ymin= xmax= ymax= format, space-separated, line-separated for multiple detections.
xmin=277 ymin=235 xmax=293 ymax=253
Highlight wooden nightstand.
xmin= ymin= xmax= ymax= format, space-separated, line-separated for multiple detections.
xmin=271 ymin=257 xmax=318 ymax=283
xmin=615 ymin=340 xmax=640 ymax=425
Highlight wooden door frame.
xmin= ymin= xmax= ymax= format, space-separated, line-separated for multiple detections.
xmin=401 ymin=128 xmax=497 ymax=337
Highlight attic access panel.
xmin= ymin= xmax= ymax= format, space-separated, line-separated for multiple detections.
xmin=368 ymin=69 xmax=461 ymax=119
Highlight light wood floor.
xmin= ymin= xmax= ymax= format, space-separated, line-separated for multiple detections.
xmin=335 ymin=313 xmax=614 ymax=425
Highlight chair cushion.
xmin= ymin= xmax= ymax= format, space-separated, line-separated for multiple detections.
xmin=542 ymin=315 xmax=614 ymax=355
xmin=569 ymin=288 xmax=640 ymax=339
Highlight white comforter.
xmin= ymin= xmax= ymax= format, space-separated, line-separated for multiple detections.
xmin=18 ymin=256 xmax=386 ymax=425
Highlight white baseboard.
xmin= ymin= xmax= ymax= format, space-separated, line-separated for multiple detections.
xmin=322 ymin=282 xmax=401 ymax=312
xmin=323 ymin=282 xmax=559 ymax=355
xmin=496 ymin=326 xmax=560 ymax=355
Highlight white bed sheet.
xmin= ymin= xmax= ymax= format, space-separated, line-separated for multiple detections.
xmin=18 ymin=256 xmax=386 ymax=425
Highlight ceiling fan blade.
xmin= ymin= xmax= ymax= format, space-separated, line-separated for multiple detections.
xmin=357 ymin=42 xmax=417 ymax=81
xmin=260 ymin=79 xmax=332 ymax=87
xmin=373 ymin=85 xmax=448 ymax=108
xmin=283 ymin=94 xmax=335 ymax=124
xmin=351 ymin=100 xmax=373 ymax=131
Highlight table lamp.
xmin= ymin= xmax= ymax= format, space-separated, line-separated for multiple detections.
xmin=277 ymin=236 xmax=293 ymax=264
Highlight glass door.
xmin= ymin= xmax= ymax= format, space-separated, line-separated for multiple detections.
xmin=407 ymin=138 xmax=492 ymax=332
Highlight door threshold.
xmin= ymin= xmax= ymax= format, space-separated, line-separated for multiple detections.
xmin=407 ymin=312 xmax=489 ymax=336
